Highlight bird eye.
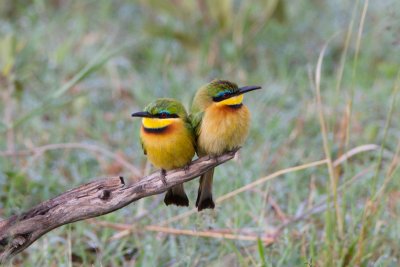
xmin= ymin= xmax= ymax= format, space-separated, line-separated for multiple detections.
xmin=160 ymin=112 xmax=168 ymax=118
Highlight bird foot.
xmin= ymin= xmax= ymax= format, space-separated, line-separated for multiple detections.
xmin=160 ymin=169 xmax=167 ymax=186
xmin=211 ymin=154 xmax=220 ymax=164
xmin=232 ymin=146 xmax=241 ymax=153
xmin=183 ymin=164 xmax=190 ymax=173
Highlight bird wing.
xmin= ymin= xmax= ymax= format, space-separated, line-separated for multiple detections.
xmin=140 ymin=135 xmax=147 ymax=155
xmin=183 ymin=119 xmax=197 ymax=151
xmin=189 ymin=111 xmax=203 ymax=140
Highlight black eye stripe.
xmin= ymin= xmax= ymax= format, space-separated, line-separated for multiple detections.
xmin=213 ymin=93 xmax=233 ymax=102
xmin=212 ymin=88 xmax=238 ymax=102
xmin=156 ymin=113 xmax=179 ymax=119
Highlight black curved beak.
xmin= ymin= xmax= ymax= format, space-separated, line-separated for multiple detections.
xmin=238 ymin=85 xmax=262 ymax=95
xmin=131 ymin=111 xmax=153 ymax=118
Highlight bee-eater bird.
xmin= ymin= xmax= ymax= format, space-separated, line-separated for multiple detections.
xmin=190 ymin=80 xmax=262 ymax=211
xmin=132 ymin=98 xmax=196 ymax=207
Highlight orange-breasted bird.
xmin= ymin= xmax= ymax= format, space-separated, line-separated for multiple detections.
xmin=132 ymin=98 xmax=196 ymax=206
xmin=190 ymin=80 xmax=262 ymax=211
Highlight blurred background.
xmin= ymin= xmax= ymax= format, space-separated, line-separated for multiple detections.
xmin=0 ymin=0 xmax=399 ymax=266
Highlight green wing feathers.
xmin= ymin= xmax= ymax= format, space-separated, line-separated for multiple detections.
xmin=184 ymin=119 xmax=197 ymax=151
xmin=189 ymin=111 xmax=203 ymax=138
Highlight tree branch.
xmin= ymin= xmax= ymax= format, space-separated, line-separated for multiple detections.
xmin=0 ymin=150 xmax=238 ymax=262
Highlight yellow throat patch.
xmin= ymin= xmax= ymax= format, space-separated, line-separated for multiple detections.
xmin=142 ymin=117 xmax=177 ymax=129
xmin=215 ymin=94 xmax=243 ymax=106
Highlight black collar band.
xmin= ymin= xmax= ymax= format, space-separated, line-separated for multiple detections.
xmin=143 ymin=126 xmax=168 ymax=133
xmin=227 ymin=103 xmax=243 ymax=109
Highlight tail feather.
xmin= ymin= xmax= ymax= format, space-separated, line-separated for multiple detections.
xmin=164 ymin=184 xmax=189 ymax=207
xmin=196 ymin=168 xmax=215 ymax=211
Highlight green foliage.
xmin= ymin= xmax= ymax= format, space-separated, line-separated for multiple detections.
xmin=257 ymin=238 xmax=268 ymax=267
xmin=0 ymin=0 xmax=399 ymax=266
xmin=0 ymin=34 xmax=24 ymax=77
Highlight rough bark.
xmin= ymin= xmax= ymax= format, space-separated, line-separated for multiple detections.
xmin=0 ymin=150 xmax=237 ymax=262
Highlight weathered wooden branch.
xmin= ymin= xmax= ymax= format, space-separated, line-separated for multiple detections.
xmin=0 ymin=150 xmax=238 ymax=262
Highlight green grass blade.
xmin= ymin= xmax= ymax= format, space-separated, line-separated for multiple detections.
xmin=257 ymin=238 xmax=268 ymax=267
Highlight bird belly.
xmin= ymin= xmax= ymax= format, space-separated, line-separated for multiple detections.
xmin=198 ymin=105 xmax=250 ymax=155
xmin=141 ymin=123 xmax=195 ymax=170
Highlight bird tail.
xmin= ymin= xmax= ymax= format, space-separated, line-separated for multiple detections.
xmin=164 ymin=184 xmax=189 ymax=207
xmin=196 ymin=168 xmax=215 ymax=211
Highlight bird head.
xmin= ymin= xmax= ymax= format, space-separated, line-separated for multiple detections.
xmin=194 ymin=80 xmax=262 ymax=110
xmin=131 ymin=98 xmax=188 ymax=130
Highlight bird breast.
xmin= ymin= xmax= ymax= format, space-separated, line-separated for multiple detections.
xmin=140 ymin=121 xmax=195 ymax=170
xmin=198 ymin=104 xmax=250 ymax=155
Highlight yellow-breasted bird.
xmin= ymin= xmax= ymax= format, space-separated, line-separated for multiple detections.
xmin=132 ymin=98 xmax=196 ymax=206
xmin=190 ymin=80 xmax=262 ymax=211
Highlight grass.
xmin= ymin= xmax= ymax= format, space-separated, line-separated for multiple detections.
xmin=0 ymin=0 xmax=399 ymax=266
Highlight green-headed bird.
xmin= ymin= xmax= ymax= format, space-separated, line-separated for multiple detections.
xmin=190 ymin=80 xmax=262 ymax=211
xmin=132 ymin=98 xmax=196 ymax=206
